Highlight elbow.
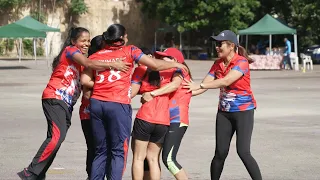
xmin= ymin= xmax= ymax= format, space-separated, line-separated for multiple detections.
xmin=171 ymin=83 xmax=180 ymax=91
xmin=81 ymin=80 xmax=93 ymax=88
xmin=148 ymin=64 xmax=159 ymax=71
xmin=222 ymin=79 xmax=232 ymax=87
xmin=146 ymin=60 xmax=160 ymax=71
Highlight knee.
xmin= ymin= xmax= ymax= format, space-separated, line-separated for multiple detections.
xmin=146 ymin=154 xmax=159 ymax=164
xmin=237 ymin=148 xmax=251 ymax=159
xmin=58 ymin=132 xmax=67 ymax=143
xmin=214 ymin=149 xmax=229 ymax=160
xmin=162 ymin=152 xmax=175 ymax=168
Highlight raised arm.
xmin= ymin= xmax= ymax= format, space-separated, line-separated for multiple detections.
xmin=72 ymin=53 xmax=131 ymax=71
xmin=138 ymin=54 xmax=187 ymax=72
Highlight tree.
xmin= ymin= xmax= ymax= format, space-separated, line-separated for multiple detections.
xmin=138 ymin=0 xmax=260 ymax=33
xmin=255 ymin=0 xmax=320 ymax=50
xmin=291 ymin=0 xmax=320 ymax=48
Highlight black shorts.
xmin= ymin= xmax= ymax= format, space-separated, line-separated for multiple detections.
xmin=132 ymin=118 xmax=169 ymax=144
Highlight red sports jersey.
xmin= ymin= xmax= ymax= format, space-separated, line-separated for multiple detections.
xmin=42 ymin=46 xmax=82 ymax=111
xmin=208 ymin=54 xmax=256 ymax=112
xmin=90 ymin=45 xmax=144 ymax=104
xmin=169 ymin=69 xmax=192 ymax=125
xmin=131 ymin=66 xmax=180 ymax=125
xmin=79 ymin=96 xmax=90 ymax=120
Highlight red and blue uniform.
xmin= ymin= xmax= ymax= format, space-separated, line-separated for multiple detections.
xmin=26 ymin=46 xmax=82 ymax=176
xmin=89 ymin=45 xmax=144 ymax=180
xmin=131 ymin=66 xmax=180 ymax=126
xmin=208 ymin=54 xmax=256 ymax=112
xmin=42 ymin=46 xmax=82 ymax=112
xmin=169 ymin=69 xmax=192 ymax=125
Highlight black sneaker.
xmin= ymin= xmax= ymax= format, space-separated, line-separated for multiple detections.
xmin=37 ymin=174 xmax=46 ymax=180
xmin=17 ymin=168 xmax=38 ymax=180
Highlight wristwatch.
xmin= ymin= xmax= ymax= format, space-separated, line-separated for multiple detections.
xmin=200 ymin=83 xmax=205 ymax=89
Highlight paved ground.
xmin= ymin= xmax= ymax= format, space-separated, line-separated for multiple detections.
xmin=0 ymin=59 xmax=319 ymax=180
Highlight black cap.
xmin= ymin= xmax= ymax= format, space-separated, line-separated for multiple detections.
xmin=210 ymin=30 xmax=239 ymax=46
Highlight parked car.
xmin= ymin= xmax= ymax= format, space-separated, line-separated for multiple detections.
xmin=303 ymin=45 xmax=320 ymax=64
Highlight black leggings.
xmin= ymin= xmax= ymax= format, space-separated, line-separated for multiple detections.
xmin=162 ymin=123 xmax=187 ymax=175
xmin=211 ymin=109 xmax=262 ymax=180
xmin=143 ymin=123 xmax=187 ymax=175
xmin=81 ymin=120 xmax=95 ymax=178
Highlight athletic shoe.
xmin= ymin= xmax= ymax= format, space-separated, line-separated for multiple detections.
xmin=17 ymin=168 xmax=38 ymax=180
xmin=37 ymin=174 xmax=46 ymax=180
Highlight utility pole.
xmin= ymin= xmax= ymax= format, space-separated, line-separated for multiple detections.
xmin=38 ymin=0 xmax=42 ymax=21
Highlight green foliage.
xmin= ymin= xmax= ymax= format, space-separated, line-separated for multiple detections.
xmin=0 ymin=40 xmax=5 ymax=55
xmin=139 ymin=0 xmax=260 ymax=32
xmin=36 ymin=46 xmax=44 ymax=56
xmin=70 ymin=0 xmax=88 ymax=15
xmin=0 ymin=0 xmax=31 ymax=9
xmin=7 ymin=39 xmax=14 ymax=51
xmin=22 ymin=39 xmax=44 ymax=56
xmin=30 ymin=11 xmax=46 ymax=23
xmin=255 ymin=0 xmax=320 ymax=49
xmin=23 ymin=39 xmax=33 ymax=55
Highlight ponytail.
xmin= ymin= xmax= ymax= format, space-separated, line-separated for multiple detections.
xmin=147 ymin=70 xmax=161 ymax=88
xmin=238 ymin=46 xmax=254 ymax=64
xmin=102 ymin=24 xmax=126 ymax=47
xmin=88 ymin=35 xmax=104 ymax=56
xmin=51 ymin=27 xmax=89 ymax=71
xmin=52 ymin=27 xmax=74 ymax=70
xmin=103 ymin=31 xmax=125 ymax=47
xmin=182 ymin=61 xmax=193 ymax=80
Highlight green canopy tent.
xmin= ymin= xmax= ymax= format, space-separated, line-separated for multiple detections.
xmin=238 ymin=14 xmax=298 ymax=59
xmin=15 ymin=16 xmax=60 ymax=63
xmin=0 ymin=23 xmax=46 ymax=62
xmin=15 ymin=16 xmax=60 ymax=32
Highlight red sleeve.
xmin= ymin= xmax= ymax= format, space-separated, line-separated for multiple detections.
xmin=130 ymin=45 xmax=144 ymax=63
xmin=66 ymin=46 xmax=81 ymax=60
xmin=231 ymin=59 xmax=249 ymax=74
xmin=208 ymin=62 xmax=218 ymax=77
xmin=131 ymin=66 xmax=147 ymax=84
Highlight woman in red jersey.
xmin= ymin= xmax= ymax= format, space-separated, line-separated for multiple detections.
xmin=137 ymin=48 xmax=193 ymax=180
xmin=79 ymin=35 xmax=105 ymax=180
xmin=183 ymin=30 xmax=262 ymax=180
xmin=17 ymin=27 xmax=130 ymax=180
xmin=130 ymin=50 xmax=186 ymax=180
xmin=80 ymin=24 xmax=186 ymax=180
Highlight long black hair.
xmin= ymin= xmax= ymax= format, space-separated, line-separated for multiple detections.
xmin=88 ymin=35 xmax=104 ymax=56
xmin=52 ymin=27 xmax=89 ymax=71
xmin=102 ymin=24 xmax=126 ymax=47
xmin=147 ymin=70 xmax=161 ymax=87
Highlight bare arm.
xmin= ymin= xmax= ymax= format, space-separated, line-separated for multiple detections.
xmin=72 ymin=53 xmax=131 ymax=71
xmin=138 ymin=54 xmax=187 ymax=71
xmin=81 ymin=68 xmax=94 ymax=88
xmin=191 ymin=74 xmax=215 ymax=96
xmin=200 ymin=70 xmax=243 ymax=89
xmin=150 ymin=73 xmax=183 ymax=97
xmin=82 ymin=86 xmax=92 ymax=99
xmin=131 ymin=83 xmax=141 ymax=99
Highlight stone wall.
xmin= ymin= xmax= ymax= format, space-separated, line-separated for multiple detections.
xmin=1 ymin=0 xmax=161 ymax=57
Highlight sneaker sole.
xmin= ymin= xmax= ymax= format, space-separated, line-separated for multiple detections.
xmin=17 ymin=171 xmax=25 ymax=179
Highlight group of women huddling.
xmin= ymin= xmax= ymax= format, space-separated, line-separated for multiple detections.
xmin=17 ymin=24 xmax=262 ymax=180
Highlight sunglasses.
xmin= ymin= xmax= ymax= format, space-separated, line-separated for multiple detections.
xmin=215 ymin=41 xmax=224 ymax=47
